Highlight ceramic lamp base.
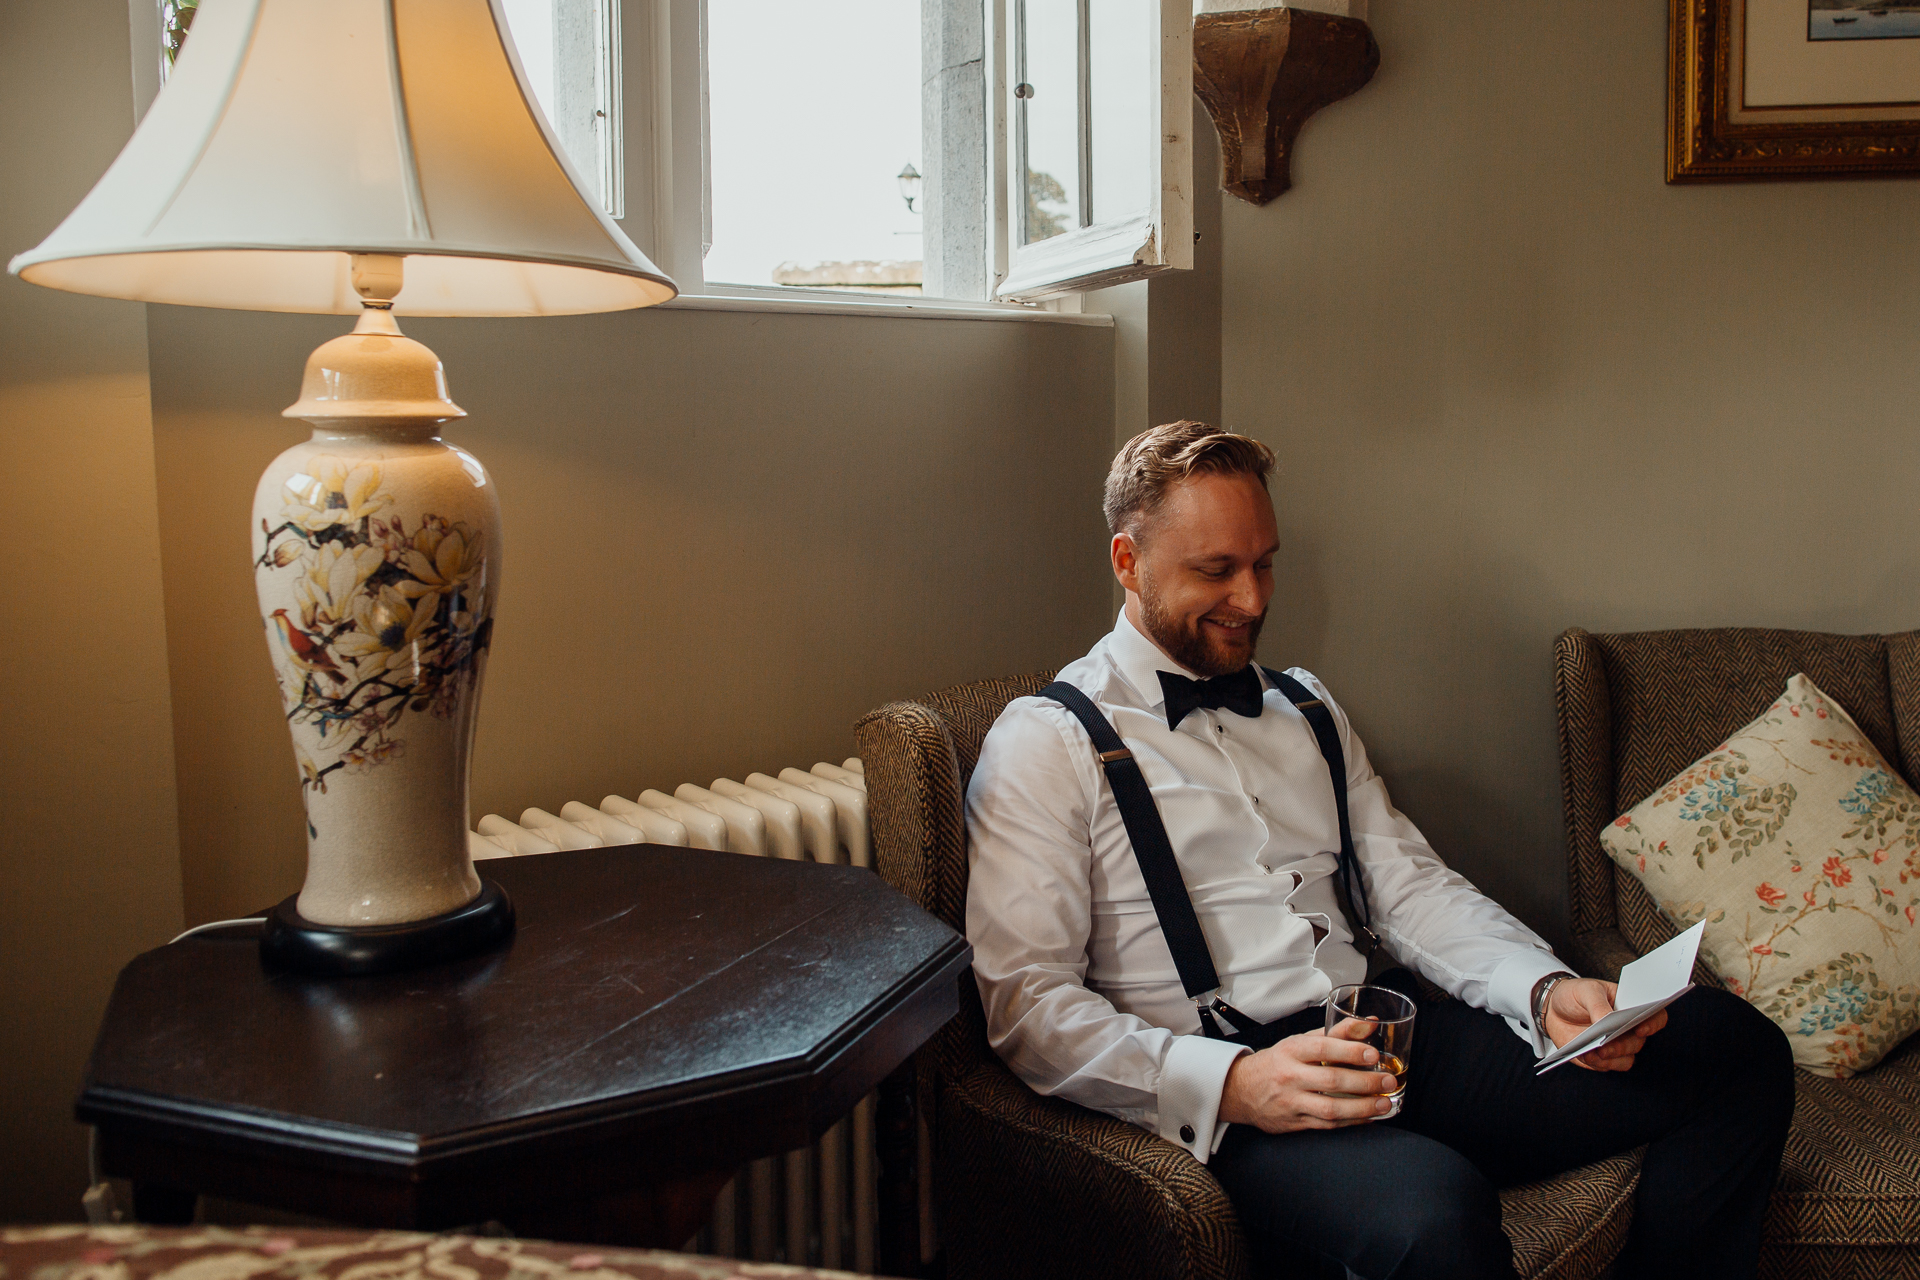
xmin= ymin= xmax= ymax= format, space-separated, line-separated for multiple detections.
xmin=260 ymin=880 xmax=515 ymax=977
xmin=257 ymin=302 xmax=500 ymax=939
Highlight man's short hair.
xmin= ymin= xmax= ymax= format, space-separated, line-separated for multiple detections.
xmin=1103 ymin=421 xmax=1276 ymax=539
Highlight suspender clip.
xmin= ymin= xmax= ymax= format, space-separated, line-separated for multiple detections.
xmin=1195 ymin=993 xmax=1262 ymax=1039
xmin=1293 ymin=698 xmax=1324 ymax=710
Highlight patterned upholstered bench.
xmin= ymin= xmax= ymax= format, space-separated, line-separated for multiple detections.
xmin=1556 ymin=627 xmax=1920 ymax=1280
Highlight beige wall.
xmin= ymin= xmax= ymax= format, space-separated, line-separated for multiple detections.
xmin=0 ymin=0 xmax=185 ymax=1221
xmin=1223 ymin=1 xmax=1920 ymax=948
xmin=147 ymin=305 xmax=1118 ymax=922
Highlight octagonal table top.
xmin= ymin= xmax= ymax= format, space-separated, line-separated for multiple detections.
xmin=80 ymin=845 xmax=969 ymax=1225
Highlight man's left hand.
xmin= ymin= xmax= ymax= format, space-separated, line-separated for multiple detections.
xmin=1543 ymin=978 xmax=1667 ymax=1072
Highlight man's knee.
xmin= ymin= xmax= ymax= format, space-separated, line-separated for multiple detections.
xmin=1686 ymin=990 xmax=1793 ymax=1087
xmin=1217 ymin=1129 xmax=1514 ymax=1279
xmin=1660 ymin=987 xmax=1796 ymax=1146
xmin=1400 ymin=1152 xmax=1502 ymax=1239
xmin=1358 ymin=1146 xmax=1511 ymax=1279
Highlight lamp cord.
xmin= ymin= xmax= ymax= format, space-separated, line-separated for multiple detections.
xmin=168 ymin=917 xmax=267 ymax=944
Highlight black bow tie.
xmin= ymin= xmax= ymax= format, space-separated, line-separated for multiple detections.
xmin=1158 ymin=666 xmax=1266 ymax=731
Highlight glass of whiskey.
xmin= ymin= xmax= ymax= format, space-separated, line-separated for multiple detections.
xmin=1323 ymin=983 xmax=1416 ymax=1118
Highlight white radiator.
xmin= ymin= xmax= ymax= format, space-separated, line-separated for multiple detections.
xmin=471 ymin=757 xmax=927 ymax=1274
xmin=470 ymin=759 xmax=869 ymax=869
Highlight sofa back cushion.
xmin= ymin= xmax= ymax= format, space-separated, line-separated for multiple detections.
xmin=1598 ymin=630 xmax=1903 ymax=959
xmin=1556 ymin=629 xmax=1918 ymax=948
xmin=1600 ymin=672 xmax=1920 ymax=1076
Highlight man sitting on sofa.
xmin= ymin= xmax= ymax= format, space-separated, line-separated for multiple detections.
xmin=964 ymin=421 xmax=1794 ymax=1280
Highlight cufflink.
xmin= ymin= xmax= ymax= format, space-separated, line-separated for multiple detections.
xmin=1180 ymin=1124 xmax=1196 ymax=1143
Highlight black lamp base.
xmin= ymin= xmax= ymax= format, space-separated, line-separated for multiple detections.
xmin=260 ymin=880 xmax=515 ymax=977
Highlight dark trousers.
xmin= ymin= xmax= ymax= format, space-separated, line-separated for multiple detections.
xmin=1207 ymin=986 xmax=1795 ymax=1280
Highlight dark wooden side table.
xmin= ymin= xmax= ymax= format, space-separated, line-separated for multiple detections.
xmin=79 ymin=845 xmax=970 ymax=1266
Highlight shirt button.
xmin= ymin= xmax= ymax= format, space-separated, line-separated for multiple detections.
xmin=1179 ymin=1124 xmax=1196 ymax=1144
xmin=1252 ymin=796 xmax=1260 ymax=805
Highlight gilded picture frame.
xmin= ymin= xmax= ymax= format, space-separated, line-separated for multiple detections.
xmin=1669 ymin=0 xmax=1920 ymax=182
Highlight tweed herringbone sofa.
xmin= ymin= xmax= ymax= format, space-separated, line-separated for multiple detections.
xmin=857 ymin=674 xmax=1642 ymax=1280
xmin=1556 ymin=627 xmax=1920 ymax=1280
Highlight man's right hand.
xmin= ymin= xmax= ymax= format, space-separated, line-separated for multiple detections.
xmin=1217 ymin=1019 xmax=1399 ymax=1133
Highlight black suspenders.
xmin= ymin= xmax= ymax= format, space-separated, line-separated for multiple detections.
xmin=1041 ymin=668 xmax=1382 ymax=1041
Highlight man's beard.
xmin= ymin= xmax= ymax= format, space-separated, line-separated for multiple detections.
xmin=1138 ymin=587 xmax=1266 ymax=679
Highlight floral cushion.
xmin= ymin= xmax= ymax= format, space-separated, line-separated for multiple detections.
xmin=1600 ymin=673 xmax=1920 ymax=1077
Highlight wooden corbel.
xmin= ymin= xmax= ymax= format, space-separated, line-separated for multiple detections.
xmin=1193 ymin=7 xmax=1380 ymax=205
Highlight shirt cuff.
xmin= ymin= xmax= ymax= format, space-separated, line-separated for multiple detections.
xmin=1487 ymin=948 xmax=1573 ymax=1057
xmin=1157 ymin=1033 xmax=1249 ymax=1163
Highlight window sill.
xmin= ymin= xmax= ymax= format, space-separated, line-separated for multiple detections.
xmin=657 ymin=287 xmax=1114 ymax=326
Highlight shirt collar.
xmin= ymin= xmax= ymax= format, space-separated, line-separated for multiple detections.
xmin=1106 ymin=608 xmax=1274 ymax=713
xmin=1107 ymin=609 xmax=1197 ymax=711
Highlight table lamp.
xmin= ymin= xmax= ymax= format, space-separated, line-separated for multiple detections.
xmin=9 ymin=0 xmax=677 ymax=976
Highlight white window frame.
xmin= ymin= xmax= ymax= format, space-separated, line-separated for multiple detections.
xmin=496 ymin=0 xmax=627 ymax=219
xmin=554 ymin=0 xmax=626 ymax=220
xmin=134 ymin=0 xmax=1150 ymax=318
xmin=991 ymin=0 xmax=1193 ymax=301
xmin=620 ymin=0 xmax=1184 ymax=317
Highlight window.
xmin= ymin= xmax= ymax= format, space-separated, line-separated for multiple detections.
xmin=997 ymin=0 xmax=1191 ymax=299
xmin=161 ymin=0 xmax=198 ymax=75
xmin=154 ymin=0 xmax=1185 ymax=309
xmin=703 ymin=1 xmax=926 ymax=295
xmin=653 ymin=0 xmax=1192 ymax=306
xmin=500 ymin=0 xmax=625 ymax=217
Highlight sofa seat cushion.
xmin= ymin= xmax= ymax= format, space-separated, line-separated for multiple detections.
xmin=1770 ymin=1030 xmax=1920 ymax=1249
xmin=1499 ymin=1148 xmax=1642 ymax=1280
xmin=1600 ymin=673 xmax=1920 ymax=1076
xmin=939 ymin=1053 xmax=1641 ymax=1280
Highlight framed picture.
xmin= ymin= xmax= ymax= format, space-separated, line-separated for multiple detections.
xmin=1669 ymin=0 xmax=1920 ymax=181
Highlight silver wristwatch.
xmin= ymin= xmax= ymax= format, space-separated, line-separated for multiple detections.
xmin=1531 ymin=970 xmax=1577 ymax=1028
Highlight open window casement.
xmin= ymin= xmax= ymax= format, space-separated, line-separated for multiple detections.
xmin=994 ymin=0 xmax=1192 ymax=302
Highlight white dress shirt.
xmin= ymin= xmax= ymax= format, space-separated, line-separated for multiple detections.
xmin=964 ymin=611 xmax=1568 ymax=1163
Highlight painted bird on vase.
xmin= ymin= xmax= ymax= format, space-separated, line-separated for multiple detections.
xmin=267 ymin=608 xmax=346 ymax=682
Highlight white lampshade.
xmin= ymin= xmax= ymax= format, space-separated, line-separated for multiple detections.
xmin=8 ymin=0 xmax=676 ymax=317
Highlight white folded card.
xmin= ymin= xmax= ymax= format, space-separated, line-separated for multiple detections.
xmin=1534 ymin=921 xmax=1704 ymax=1075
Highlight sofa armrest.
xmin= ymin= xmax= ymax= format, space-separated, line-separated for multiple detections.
xmin=936 ymin=1053 xmax=1250 ymax=1280
xmin=1569 ymin=927 xmax=1640 ymax=982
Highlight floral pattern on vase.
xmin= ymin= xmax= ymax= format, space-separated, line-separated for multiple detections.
xmin=254 ymin=435 xmax=499 ymax=928
xmin=1601 ymin=673 xmax=1920 ymax=1076
xmin=258 ymin=459 xmax=493 ymax=808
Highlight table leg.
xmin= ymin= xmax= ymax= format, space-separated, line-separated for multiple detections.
xmin=875 ymin=1061 xmax=920 ymax=1278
